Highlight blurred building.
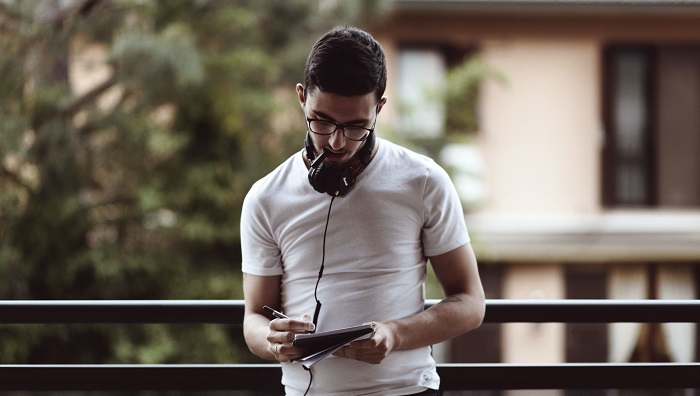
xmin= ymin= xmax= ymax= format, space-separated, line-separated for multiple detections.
xmin=371 ymin=0 xmax=700 ymax=370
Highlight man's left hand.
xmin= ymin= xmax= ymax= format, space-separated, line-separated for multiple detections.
xmin=333 ymin=321 xmax=395 ymax=364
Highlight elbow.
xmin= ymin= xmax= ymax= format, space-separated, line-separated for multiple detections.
xmin=463 ymin=292 xmax=486 ymax=333
xmin=473 ymin=295 xmax=486 ymax=330
xmin=446 ymin=292 xmax=486 ymax=334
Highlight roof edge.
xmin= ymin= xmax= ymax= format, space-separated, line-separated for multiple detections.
xmin=393 ymin=0 xmax=700 ymax=17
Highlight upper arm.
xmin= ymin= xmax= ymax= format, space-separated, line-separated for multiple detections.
xmin=243 ymin=272 xmax=282 ymax=318
xmin=430 ymin=243 xmax=484 ymax=300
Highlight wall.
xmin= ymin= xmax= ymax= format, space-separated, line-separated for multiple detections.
xmin=479 ymin=37 xmax=600 ymax=214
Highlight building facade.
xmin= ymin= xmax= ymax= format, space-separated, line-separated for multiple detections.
xmin=371 ymin=0 xmax=700 ymax=372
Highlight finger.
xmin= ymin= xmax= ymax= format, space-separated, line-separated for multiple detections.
xmin=272 ymin=342 xmax=291 ymax=362
xmin=347 ymin=338 xmax=379 ymax=349
xmin=270 ymin=318 xmax=315 ymax=333
xmin=275 ymin=342 xmax=282 ymax=356
xmin=268 ymin=318 xmax=291 ymax=331
xmin=332 ymin=345 xmax=350 ymax=358
xmin=298 ymin=314 xmax=312 ymax=322
xmin=269 ymin=342 xmax=280 ymax=359
xmin=290 ymin=317 xmax=315 ymax=332
xmin=333 ymin=346 xmax=384 ymax=364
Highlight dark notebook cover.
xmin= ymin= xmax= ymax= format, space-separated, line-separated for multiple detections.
xmin=292 ymin=324 xmax=374 ymax=358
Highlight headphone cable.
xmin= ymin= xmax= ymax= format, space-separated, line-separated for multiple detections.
xmin=302 ymin=365 xmax=314 ymax=396
xmin=312 ymin=193 xmax=336 ymax=327
xmin=305 ymin=194 xmax=336 ymax=396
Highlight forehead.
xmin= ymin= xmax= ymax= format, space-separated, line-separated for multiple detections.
xmin=305 ymin=89 xmax=376 ymax=121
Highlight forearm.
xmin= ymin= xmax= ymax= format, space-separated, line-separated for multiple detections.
xmin=243 ymin=313 xmax=275 ymax=361
xmin=383 ymin=243 xmax=486 ymax=351
xmin=384 ymin=292 xmax=485 ymax=351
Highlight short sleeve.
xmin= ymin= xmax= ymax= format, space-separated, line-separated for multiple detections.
xmin=420 ymin=163 xmax=470 ymax=258
xmin=240 ymin=182 xmax=284 ymax=276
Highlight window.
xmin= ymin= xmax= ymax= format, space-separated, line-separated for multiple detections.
xmin=397 ymin=47 xmax=446 ymax=138
xmin=603 ymin=45 xmax=700 ymax=208
xmin=397 ymin=44 xmax=475 ymax=138
xmin=603 ymin=47 xmax=654 ymax=206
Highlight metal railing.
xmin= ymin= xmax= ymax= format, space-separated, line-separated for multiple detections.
xmin=1 ymin=299 xmax=699 ymax=391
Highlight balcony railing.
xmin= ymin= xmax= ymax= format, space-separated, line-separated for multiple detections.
xmin=1 ymin=299 xmax=699 ymax=392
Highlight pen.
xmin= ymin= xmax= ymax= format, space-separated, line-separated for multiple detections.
xmin=263 ymin=305 xmax=315 ymax=333
xmin=263 ymin=305 xmax=290 ymax=320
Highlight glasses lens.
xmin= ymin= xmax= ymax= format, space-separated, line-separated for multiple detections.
xmin=343 ymin=126 xmax=369 ymax=141
xmin=309 ymin=120 xmax=335 ymax=135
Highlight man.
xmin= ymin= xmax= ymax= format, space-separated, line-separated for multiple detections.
xmin=241 ymin=26 xmax=485 ymax=395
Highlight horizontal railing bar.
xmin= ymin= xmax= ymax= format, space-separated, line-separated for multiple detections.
xmin=485 ymin=299 xmax=700 ymax=323
xmin=0 ymin=300 xmax=243 ymax=324
xmin=0 ymin=364 xmax=283 ymax=392
xmin=1 ymin=299 xmax=699 ymax=324
xmin=1 ymin=363 xmax=699 ymax=390
xmin=438 ymin=363 xmax=700 ymax=390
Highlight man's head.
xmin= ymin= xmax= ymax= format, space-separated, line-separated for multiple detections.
xmin=303 ymin=26 xmax=387 ymax=101
xmin=298 ymin=27 xmax=388 ymax=169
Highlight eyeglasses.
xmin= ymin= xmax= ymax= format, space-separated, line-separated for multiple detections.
xmin=306 ymin=118 xmax=375 ymax=141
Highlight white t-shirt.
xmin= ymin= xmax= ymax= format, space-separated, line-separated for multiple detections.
xmin=241 ymin=138 xmax=470 ymax=395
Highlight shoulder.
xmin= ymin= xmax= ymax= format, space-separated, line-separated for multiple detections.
xmin=377 ymin=138 xmax=437 ymax=167
xmin=376 ymin=138 xmax=450 ymax=181
xmin=244 ymin=152 xmax=302 ymax=207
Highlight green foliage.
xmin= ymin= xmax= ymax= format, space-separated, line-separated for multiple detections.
xmin=444 ymin=56 xmax=505 ymax=136
xmin=0 ymin=0 xmax=389 ymax=364
xmin=389 ymin=55 xmax=504 ymax=160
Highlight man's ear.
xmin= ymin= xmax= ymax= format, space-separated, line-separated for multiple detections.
xmin=377 ymin=96 xmax=388 ymax=113
xmin=296 ymin=83 xmax=306 ymax=109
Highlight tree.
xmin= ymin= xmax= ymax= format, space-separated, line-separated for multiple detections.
xmin=0 ymin=0 xmax=389 ymax=364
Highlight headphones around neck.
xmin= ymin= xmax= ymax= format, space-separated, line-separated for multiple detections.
xmin=305 ymin=130 xmax=375 ymax=196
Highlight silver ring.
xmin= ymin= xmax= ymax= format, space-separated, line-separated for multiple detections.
xmin=275 ymin=343 xmax=282 ymax=355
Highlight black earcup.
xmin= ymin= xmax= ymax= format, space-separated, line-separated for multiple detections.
xmin=305 ymin=130 xmax=375 ymax=197
xmin=308 ymin=161 xmax=355 ymax=196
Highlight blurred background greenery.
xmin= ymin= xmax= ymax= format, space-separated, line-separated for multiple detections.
xmin=0 ymin=0 xmax=392 ymax=364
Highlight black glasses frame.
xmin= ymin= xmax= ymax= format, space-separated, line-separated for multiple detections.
xmin=305 ymin=118 xmax=375 ymax=142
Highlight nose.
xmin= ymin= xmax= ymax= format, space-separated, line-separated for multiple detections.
xmin=328 ymin=127 xmax=346 ymax=150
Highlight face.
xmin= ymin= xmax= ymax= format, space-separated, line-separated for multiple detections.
xmin=297 ymin=84 xmax=386 ymax=166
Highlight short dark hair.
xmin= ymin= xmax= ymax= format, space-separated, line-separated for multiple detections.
xmin=303 ymin=26 xmax=387 ymax=101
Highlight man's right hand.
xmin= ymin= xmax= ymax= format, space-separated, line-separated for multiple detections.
xmin=267 ymin=314 xmax=315 ymax=362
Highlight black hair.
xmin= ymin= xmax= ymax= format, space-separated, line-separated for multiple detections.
xmin=303 ymin=26 xmax=387 ymax=101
